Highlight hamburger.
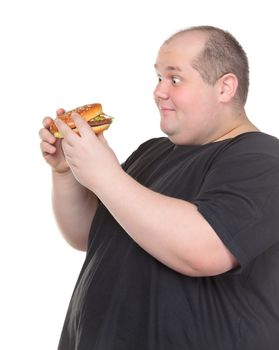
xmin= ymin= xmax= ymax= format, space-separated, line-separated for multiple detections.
xmin=50 ymin=103 xmax=113 ymax=138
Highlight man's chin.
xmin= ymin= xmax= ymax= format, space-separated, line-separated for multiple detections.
xmin=160 ymin=121 xmax=175 ymax=137
xmin=161 ymin=128 xmax=198 ymax=146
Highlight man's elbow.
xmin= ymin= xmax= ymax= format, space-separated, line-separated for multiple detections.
xmin=178 ymin=252 xmax=239 ymax=277
xmin=61 ymin=233 xmax=88 ymax=252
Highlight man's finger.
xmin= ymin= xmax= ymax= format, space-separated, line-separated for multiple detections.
xmin=56 ymin=108 xmax=66 ymax=116
xmin=97 ymin=132 xmax=108 ymax=145
xmin=71 ymin=112 xmax=97 ymax=138
xmin=55 ymin=118 xmax=77 ymax=140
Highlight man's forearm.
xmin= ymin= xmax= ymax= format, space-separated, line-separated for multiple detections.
xmin=52 ymin=170 xmax=98 ymax=251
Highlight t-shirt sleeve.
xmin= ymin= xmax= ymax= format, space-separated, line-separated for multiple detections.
xmin=193 ymin=148 xmax=279 ymax=270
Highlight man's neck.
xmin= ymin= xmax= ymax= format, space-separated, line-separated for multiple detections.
xmin=214 ymin=112 xmax=259 ymax=142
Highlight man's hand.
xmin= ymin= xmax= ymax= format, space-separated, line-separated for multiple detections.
xmin=55 ymin=112 xmax=121 ymax=191
xmin=39 ymin=108 xmax=70 ymax=174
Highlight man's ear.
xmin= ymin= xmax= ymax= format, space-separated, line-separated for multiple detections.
xmin=217 ymin=73 xmax=238 ymax=103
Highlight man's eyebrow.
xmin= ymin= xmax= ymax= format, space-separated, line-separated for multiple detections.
xmin=154 ymin=64 xmax=182 ymax=72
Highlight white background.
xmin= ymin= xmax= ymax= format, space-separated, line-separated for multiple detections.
xmin=0 ymin=0 xmax=278 ymax=348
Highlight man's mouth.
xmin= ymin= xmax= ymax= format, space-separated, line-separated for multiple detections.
xmin=159 ymin=106 xmax=175 ymax=111
xmin=159 ymin=106 xmax=175 ymax=116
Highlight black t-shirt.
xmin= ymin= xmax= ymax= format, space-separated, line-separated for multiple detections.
xmin=58 ymin=132 xmax=279 ymax=350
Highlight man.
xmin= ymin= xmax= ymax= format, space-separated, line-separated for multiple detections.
xmin=40 ymin=26 xmax=279 ymax=349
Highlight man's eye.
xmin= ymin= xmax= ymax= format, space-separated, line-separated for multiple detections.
xmin=157 ymin=74 xmax=163 ymax=82
xmin=172 ymin=77 xmax=181 ymax=85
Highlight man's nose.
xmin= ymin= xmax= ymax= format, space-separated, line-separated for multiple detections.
xmin=153 ymin=82 xmax=169 ymax=100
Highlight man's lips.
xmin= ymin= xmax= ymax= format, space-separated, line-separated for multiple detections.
xmin=159 ymin=106 xmax=175 ymax=116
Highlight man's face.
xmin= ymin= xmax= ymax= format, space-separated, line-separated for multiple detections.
xmin=154 ymin=33 xmax=222 ymax=145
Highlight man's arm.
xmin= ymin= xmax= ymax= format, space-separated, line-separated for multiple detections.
xmin=40 ymin=114 xmax=98 ymax=251
xmin=95 ymin=170 xmax=238 ymax=276
xmin=52 ymin=170 xmax=98 ymax=251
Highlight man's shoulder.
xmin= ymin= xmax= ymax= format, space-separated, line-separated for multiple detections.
xmin=224 ymin=131 xmax=279 ymax=158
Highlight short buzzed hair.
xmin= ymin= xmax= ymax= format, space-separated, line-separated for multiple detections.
xmin=166 ymin=26 xmax=249 ymax=106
